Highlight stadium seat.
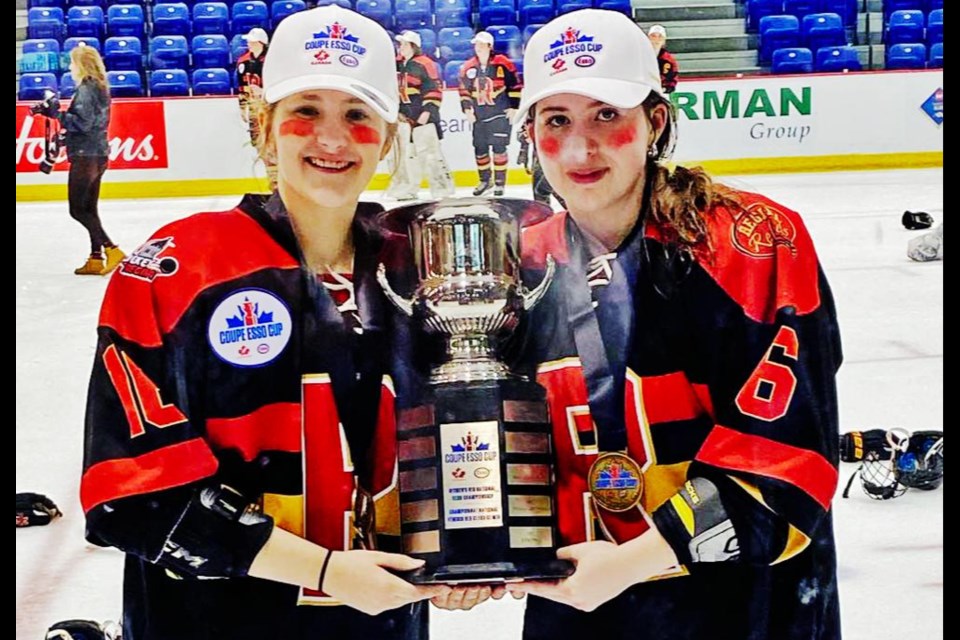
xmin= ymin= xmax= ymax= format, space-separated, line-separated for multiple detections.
xmin=886 ymin=10 xmax=925 ymax=46
xmin=511 ymin=56 xmax=523 ymax=81
xmin=819 ymin=0 xmax=857 ymax=27
xmin=814 ymin=45 xmax=862 ymax=72
xmin=153 ymin=3 xmax=192 ymax=37
xmin=924 ymin=0 xmax=943 ymax=11
xmin=443 ymin=59 xmax=465 ymax=87
xmin=192 ymin=67 xmax=232 ymax=94
xmin=104 ymin=36 xmax=143 ymax=71
xmin=150 ymin=68 xmax=190 ymax=96
xmin=926 ymin=9 xmax=943 ymax=46
xmin=231 ymin=2 xmax=269 ymax=37
xmin=150 ymin=35 xmax=190 ymax=70
xmin=772 ymin=47 xmax=813 ymax=73
xmin=436 ymin=0 xmax=471 ymax=29
xmin=782 ymin=0 xmax=819 ymax=21
xmin=415 ymin=28 xmax=438 ymax=58
xmin=315 ymin=0 xmax=352 ymax=7
xmin=66 ymin=6 xmax=105 ymax=39
xmin=885 ymin=42 xmax=926 ymax=69
xmin=59 ymin=71 xmax=76 ymax=99
xmin=557 ymin=1 xmax=591 ymax=16
xmin=596 ymin=0 xmax=631 ymax=17
xmin=802 ymin=13 xmax=845 ymax=53
xmin=354 ymin=0 xmax=392 ymax=29
xmin=438 ymin=27 xmax=474 ymax=61
xmin=106 ymin=4 xmax=145 ymax=39
xmin=522 ymin=23 xmax=544 ymax=46
xmin=395 ymin=0 xmax=432 ymax=31
xmin=192 ymin=34 xmax=230 ymax=68
xmin=27 ymin=7 xmax=65 ymax=41
xmin=63 ymin=38 xmax=102 ymax=71
xmin=230 ymin=33 xmax=249 ymax=61
xmin=72 ymin=0 xmax=107 ymax=6
xmin=21 ymin=39 xmax=62 ymax=73
xmin=928 ymin=41 xmax=942 ymax=68
xmin=271 ymin=0 xmax=306 ymax=27
xmin=479 ymin=0 xmax=517 ymax=29
xmin=28 ymin=0 xmax=66 ymax=7
xmin=487 ymin=25 xmax=522 ymax=60
xmin=19 ymin=72 xmax=59 ymax=101
xmin=107 ymin=70 xmax=144 ymax=97
xmin=759 ymin=14 xmax=801 ymax=65
xmin=746 ymin=0 xmax=780 ymax=33
xmin=883 ymin=0 xmax=923 ymax=23
xmin=519 ymin=0 xmax=553 ymax=28
xmin=193 ymin=2 xmax=230 ymax=35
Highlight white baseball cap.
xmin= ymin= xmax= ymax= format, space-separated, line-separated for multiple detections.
xmin=243 ymin=27 xmax=270 ymax=44
xmin=471 ymin=31 xmax=494 ymax=46
xmin=395 ymin=30 xmax=422 ymax=48
xmin=648 ymin=24 xmax=667 ymax=37
xmin=262 ymin=5 xmax=399 ymax=123
xmin=515 ymin=9 xmax=664 ymax=125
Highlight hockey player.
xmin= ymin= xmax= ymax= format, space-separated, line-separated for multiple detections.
xmin=236 ymin=27 xmax=269 ymax=145
xmin=79 ymin=8 xmax=456 ymax=638
xmin=503 ymin=10 xmax=842 ymax=639
xmin=647 ymin=24 xmax=679 ymax=94
xmin=385 ymin=31 xmax=455 ymax=201
xmin=458 ymin=31 xmax=522 ymax=196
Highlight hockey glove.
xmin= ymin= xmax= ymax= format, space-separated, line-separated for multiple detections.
xmin=16 ymin=492 xmax=62 ymax=527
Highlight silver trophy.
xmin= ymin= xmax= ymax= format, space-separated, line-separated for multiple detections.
xmin=377 ymin=198 xmax=573 ymax=584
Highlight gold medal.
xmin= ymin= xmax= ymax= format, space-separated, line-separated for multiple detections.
xmin=587 ymin=452 xmax=644 ymax=512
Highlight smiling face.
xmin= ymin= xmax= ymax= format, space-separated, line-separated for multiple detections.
xmin=267 ymin=89 xmax=392 ymax=215
xmin=531 ymin=93 xmax=666 ymax=225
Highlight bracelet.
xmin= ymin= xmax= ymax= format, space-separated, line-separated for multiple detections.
xmin=318 ymin=548 xmax=335 ymax=593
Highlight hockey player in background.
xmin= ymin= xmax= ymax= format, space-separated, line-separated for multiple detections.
xmin=458 ymin=31 xmax=523 ymax=196
xmin=79 ymin=7 xmax=458 ymax=638
xmin=647 ymin=24 xmax=679 ymax=94
xmin=385 ymin=31 xmax=455 ymax=201
xmin=236 ymin=27 xmax=276 ymax=187
xmin=503 ymin=10 xmax=842 ymax=639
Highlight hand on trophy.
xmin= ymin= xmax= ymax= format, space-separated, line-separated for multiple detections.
xmin=321 ymin=550 xmax=451 ymax=616
xmin=429 ymin=584 xmax=509 ymax=611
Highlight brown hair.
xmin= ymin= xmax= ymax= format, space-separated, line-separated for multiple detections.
xmin=70 ymin=45 xmax=108 ymax=92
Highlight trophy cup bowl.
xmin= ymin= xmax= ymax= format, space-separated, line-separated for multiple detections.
xmin=377 ymin=197 xmax=574 ymax=584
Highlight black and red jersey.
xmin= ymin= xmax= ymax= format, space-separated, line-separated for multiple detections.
xmin=508 ymin=190 xmax=842 ymax=638
xmin=657 ymin=48 xmax=679 ymax=94
xmin=236 ymin=49 xmax=266 ymax=98
xmin=80 ymin=194 xmax=425 ymax=639
xmin=458 ymin=54 xmax=522 ymax=121
xmin=397 ymin=53 xmax=443 ymax=128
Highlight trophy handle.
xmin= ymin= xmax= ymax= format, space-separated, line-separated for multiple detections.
xmin=521 ymin=254 xmax=556 ymax=311
xmin=376 ymin=263 xmax=415 ymax=317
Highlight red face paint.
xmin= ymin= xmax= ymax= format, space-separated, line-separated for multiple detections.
xmin=349 ymin=124 xmax=382 ymax=145
xmin=538 ymin=135 xmax=560 ymax=157
xmin=279 ymin=119 xmax=313 ymax=137
xmin=607 ymin=125 xmax=637 ymax=148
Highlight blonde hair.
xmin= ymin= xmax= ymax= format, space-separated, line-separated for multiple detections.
xmin=70 ymin=45 xmax=108 ymax=91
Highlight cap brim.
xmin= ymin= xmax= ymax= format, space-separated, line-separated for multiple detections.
xmin=513 ymin=78 xmax=655 ymax=125
xmin=264 ymin=75 xmax=399 ymax=124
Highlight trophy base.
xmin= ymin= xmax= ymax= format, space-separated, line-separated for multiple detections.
xmin=400 ymin=559 xmax=575 ymax=585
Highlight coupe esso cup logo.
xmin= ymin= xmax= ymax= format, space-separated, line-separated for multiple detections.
xmin=15 ymin=100 xmax=170 ymax=173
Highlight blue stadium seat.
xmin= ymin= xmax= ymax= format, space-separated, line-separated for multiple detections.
xmin=106 ymin=4 xmax=145 ymax=39
xmin=772 ymin=46 xmax=813 ymax=73
xmin=63 ymin=37 xmax=102 ymax=68
xmin=511 ymin=56 xmax=523 ymax=81
xmin=596 ymin=0 xmax=631 ymax=17
xmin=193 ymin=3 xmax=230 ymax=35
xmin=519 ymin=0 xmax=553 ymax=28
xmin=557 ymin=1 xmax=591 ymax=16
xmin=924 ymin=0 xmax=943 ymax=11
xmin=231 ymin=2 xmax=269 ymax=37
xmin=819 ymin=0 xmax=857 ymax=27
xmin=192 ymin=67 xmax=232 ymax=94
xmin=153 ymin=3 xmax=192 ymax=37
xmin=885 ymin=42 xmax=926 ymax=69
xmin=21 ymin=39 xmax=62 ymax=73
xmin=192 ymin=34 xmax=230 ymax=68
xmin=883 ymin=0 xmax=922 ymax=23
xmin=802 ymin=13 xmax=845 ymax=53
xmin=315 ymin=0 xmax=353 ymax=7
xmin=759 ymin=15 xmax=801 ymax=65
xmin=104 ymin=36 xmax=143 ymax=71
xmin=438 ymin=27 xmax=474 ymax=61
xmin=19 ymin=72 xmax=59 ymax=101
xmin=66 ymin=5 xmax=104 ymax=39
xmin=782 ymin=0 xmax=818 ymax=21
xmin=415 ymin=28 xmax=438 ymax=58
xmin=926 ymin=9 xmax=943 ymax=46
xmin=60 ymin=71 xmax=76 ymax=98
xmin=150 ymin=68 xmax=190 ymax=96
xmin=487 ymin=25 xmax=522 ymax=60
xmin=522 ymin=23 xmax=544 ymax=46
xmin=815 ymin=45 xmax=862 ymax=71
xmin=928 ymin=41 xmax=942 ymax=68
xmin=28 ymin=0 xmax=66 ymax=7
xmin=150 ymin=35 xmax=190 ymax=70
xmin=436 ymin=0 xmax=471 ymax=28
xmin=354 ymin=0 xmax=392 ymax=29
xmin=72 ymin=0 xmax=107 ymax=6
xmin=479 ymin=0 xmax=517 ymax=29
xmin=886 ymin=10 xmax=925 ymax=46
xmin=28 ymin=7 xmax=65 ymax=41
xmin=107 ymin=70 xmax=144 ymax=97
xmin=271 ymin=0 xmax=306 ymax=27
xmin=395 ymin=0 xmax=432 ymax=31
xmin=230 ymin=33 xmax=249 ymax=61
xmin=443 ymin=59 xmax=465 ymax=87
xmin=746 ymin=0 xmax=780 ymax=33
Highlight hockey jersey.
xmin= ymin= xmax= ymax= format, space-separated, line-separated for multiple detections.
xmin=397 ymin=54 xmax=443 ymax=133
xmin=458 ymin=54 xmax=522 ymax=121
xmin=510 ymin=190 xmax=842 ymax=639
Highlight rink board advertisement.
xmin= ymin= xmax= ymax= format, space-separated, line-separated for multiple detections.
xmin=16 ymin=70 xmax=942 ymax=200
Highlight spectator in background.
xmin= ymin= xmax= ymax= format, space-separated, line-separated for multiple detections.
xmin=63 ymin=45 xmax=125 ymax=276
xmin=237 ymin=27 xmax=275 ymax=186
xmin=647 ymin=24 xmax=679 ymax=94
xmin=386 ymin=30 xmax=455 ymax=200
xmin=459 ymin=31 xmax=522 ymax=197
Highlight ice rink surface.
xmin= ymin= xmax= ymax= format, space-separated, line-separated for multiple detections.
xmin=17 ymin=168 xmax=942 ymax=639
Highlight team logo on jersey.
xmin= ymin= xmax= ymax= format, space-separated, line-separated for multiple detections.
xmin=543 ymin=28 xmax=604 ymax=76
xmin=466 ymin=67 xmax=478 ymax=79
xmin=588 ymin=452 xmax=643 ymax=512
xmin=118 ymin=236 xmax=179 ymax=281
xmin=732 ymin=203 xmax=798 ymax=258
xmin=305 ymin=23 xmax=368 ymax=66
xmin=208 ymin=289 xmax=292 ymax=367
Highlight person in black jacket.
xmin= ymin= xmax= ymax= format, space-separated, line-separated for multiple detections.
xmin=63 ymin=45 xmax=125 ymax=275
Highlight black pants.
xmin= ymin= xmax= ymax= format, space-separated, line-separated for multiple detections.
xmin=472 ymin=114 xmax=512 ymax=155
xmin=68 ymin=154 xmax=111 ymax=255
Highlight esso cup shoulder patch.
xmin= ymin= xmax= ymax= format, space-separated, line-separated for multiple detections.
xmin=208 ymin=289 xmax=293 ymax=368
